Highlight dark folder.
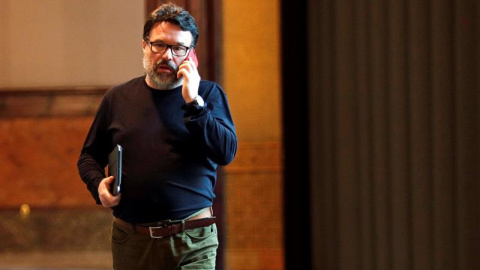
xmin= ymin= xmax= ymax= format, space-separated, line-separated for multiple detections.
xmin=108 ymin=144 xmax=123 ymax=195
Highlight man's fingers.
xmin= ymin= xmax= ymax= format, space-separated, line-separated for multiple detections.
xmin=111 ymin=194 xmax=122 ymax=205
xmin=98 ymin=176 xmax=121 ymax=208
xmin=177 ymin=61 xmax=196 ymax=79
xmin=103 ymin=176 xmax=114 ymax=191
xmin=105 ymin=176 xmax=114 ymax=184
xmin=101 ymin=192 xmax=121 ymax=208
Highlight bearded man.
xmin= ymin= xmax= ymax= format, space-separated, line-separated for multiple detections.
xmin=77 ymin=3 xmax=237 ymax=269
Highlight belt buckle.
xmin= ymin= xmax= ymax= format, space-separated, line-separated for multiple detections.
xmin=149 ymin=226 xmax=163 ymax=238
xmin=148 ymin=219 xmax=174 ymax=239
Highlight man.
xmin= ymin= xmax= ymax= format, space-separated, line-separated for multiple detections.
xmin=77 ymin=3 xmax=237 ymax=269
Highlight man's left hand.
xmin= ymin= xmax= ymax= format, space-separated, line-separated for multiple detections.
xmin=177 ymin=59 xmax=200 ymax=103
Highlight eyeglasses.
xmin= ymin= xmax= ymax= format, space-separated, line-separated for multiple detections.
xmin=145 ymin=40 xmax=191 ymax=57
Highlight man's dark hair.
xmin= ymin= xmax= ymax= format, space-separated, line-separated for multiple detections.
xmin=143 ymin=3 xmax=199 ymax=47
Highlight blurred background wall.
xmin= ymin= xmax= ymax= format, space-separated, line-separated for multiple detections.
xmin=0 ymin=1 xmax=144 ymax=88
xmin=0 ymin=0 xmax=283 ymax=269
xmin=3 ymin=0 xmax=477 ymax=270
xmin=222 ymin=0 xmax=283 ymax=269
xmin=0 ymin=1 xmax=145 ymax=268
xmin=282 ymin=0 xmax=479 ymax=269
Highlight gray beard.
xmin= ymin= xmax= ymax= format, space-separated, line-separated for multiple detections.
xmin=143 ymin=56 xmax=183 ymax=90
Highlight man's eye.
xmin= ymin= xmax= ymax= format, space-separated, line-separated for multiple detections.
xmin=173 ymin=46 xmax=187 ymax=53
xmin=153 ymin=44 xmax=167 ymax=49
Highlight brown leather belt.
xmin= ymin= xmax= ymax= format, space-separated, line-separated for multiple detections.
xmin=114 ymin=216 xmax=216 ymax=238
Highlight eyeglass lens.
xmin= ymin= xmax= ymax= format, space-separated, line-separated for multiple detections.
xmin=150 ymin=42 xmax=188 ymax=56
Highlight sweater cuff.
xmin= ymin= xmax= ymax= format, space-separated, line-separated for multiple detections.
xmin=182 ymin=97 xmax=207 ymax=121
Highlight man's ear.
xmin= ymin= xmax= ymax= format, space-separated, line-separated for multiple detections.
xmin=142 ymin=40 xmax=148 ymax=51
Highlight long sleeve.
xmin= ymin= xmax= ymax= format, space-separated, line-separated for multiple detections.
xmin=76 ymin=76 xmax=237 ymax=222
xmin=77 ymin=96 xmax=112 ymax=204
xmin=182 ymin=83 xmax=237 ymax=165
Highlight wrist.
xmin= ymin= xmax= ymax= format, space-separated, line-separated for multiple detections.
xmin=185 ymin=95 xmax=204 ymax=107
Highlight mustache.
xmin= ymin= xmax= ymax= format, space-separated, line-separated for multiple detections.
xmin=154 ymin=60 xmax=177 ymax=72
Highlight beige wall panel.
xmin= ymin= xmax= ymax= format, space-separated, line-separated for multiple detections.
xmin=0 ymin=0 xmax=144 ymax=88
xmin=223 ymin=0 xmax=281 ymax=142
xmin=223 ymin=1 xmax=284 ymax=269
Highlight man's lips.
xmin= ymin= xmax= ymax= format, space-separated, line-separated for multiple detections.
xmin=155 ymin=61 xmax=176 ymax=73
xmin=156 ymin=65 xmax=174 ymax=73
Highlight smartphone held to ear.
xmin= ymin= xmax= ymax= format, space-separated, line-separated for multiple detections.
xmin=186 ymin=48 xmax=199 ymax=67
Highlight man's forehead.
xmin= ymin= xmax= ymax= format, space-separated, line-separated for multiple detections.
xmin=149 ymin=21 xmax=193 ymax=44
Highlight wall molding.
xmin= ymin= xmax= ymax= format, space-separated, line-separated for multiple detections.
xmin=0 ymin=87 xmax=108 ymax=118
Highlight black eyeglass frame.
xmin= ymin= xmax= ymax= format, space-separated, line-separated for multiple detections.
xmin=144 ymin=39 xmax=193 ymax=57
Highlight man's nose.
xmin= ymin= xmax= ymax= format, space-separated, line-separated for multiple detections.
xmin=161 ymin=47 xmax=173 ymax=60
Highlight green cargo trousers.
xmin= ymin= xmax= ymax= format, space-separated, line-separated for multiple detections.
xmin=111 ymin=220 xmax=218 ymax=270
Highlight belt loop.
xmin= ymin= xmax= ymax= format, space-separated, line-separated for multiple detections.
xmin=210 ymin=206 xmax=214 ymax=216
xmin=181 ymin=220 xmax=186 ymax=232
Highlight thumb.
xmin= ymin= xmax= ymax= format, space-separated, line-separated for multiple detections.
xmin=105 ymin=176 xmax=114 ymax=184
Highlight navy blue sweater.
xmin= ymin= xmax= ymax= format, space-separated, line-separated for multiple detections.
xmin=77 ymin=76 xmax=237 ymax=223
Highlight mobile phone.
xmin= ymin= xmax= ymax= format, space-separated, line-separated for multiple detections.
xmin=185 ymin=48 xmax=199 ymax=67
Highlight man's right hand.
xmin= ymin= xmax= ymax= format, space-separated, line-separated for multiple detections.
xmin=98 ymin=176 xmax=121 ymax=208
